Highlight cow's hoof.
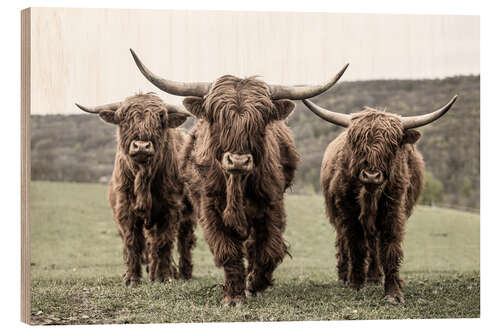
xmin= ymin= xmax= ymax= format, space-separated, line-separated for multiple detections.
xmin=122 ymin=272 xmax=140 ymax=287
xmin=150 ymin=275 xmax=173 ymax=283
xmin=158 ymin=278 xmax=174 ymax=283
xmin=123 ymin=278 xmax=140 ymax=288
xmin=245 ymin=289 xmax=263 ymax=298
xmin=349 ymin=281 xmax=365 ymax=291
xmin=338 ymin=279 xmax=348 ymax=286
xmin=383 ymin=294 xmax=405 ymax=305
xmin=149 ymin=267 xmax=177 ymax=283
xmin=222 ymin=295 xmax=245 ymax=307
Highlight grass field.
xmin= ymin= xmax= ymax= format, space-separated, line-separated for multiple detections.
xmin=29 ymin=181 xmax=480 ymax=325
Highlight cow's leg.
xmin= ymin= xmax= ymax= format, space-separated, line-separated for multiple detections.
xmin=217 ymin=233 xmax=245 ymax=306
xmin=244 ymin=227 xmax=261 ymax=296
xmin=335 ymin=225 xmax=349 ymax=284
xmin=345 ymin=221 xmax=368 ymax=290
xmin=245 ymin=205 xmax=287 ymax=297
xmin=380 ymin=219 xmax=405 ymax=304
xmin=244 ymin=227 xmax=257 ymax=286
xmin=202 ymin=211 xmax=246 ymax=306
xmin=146 ymin=218 xmax=179 ymax=282
xmin=221 ymin=254 xmax=246 ymax=307
xmin=121 ymin=218 xmax=145 ymax=287
xmin=366 ymin=235 xmax=383 ymax=284
xmin=177 ymin=199 xmax=196 ymax=279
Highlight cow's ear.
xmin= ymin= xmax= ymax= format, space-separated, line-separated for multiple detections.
xmin=183 ymin=97 xmax=205 ymax=119
xmin=402 ymin=129 xmax=421 ymax=145
xmin=272 ymin=99 xmax=295 ymax=121
xmin=167 ymin=112 xmax=189 ymax=128
xmin=98 ymin=110 xmax=120 ymax=124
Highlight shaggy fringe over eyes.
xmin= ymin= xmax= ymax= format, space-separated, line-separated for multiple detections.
xmin=347 ymin=108 xmax=404 ymax=175
xmin=202 ymin=75 xmax=275 ymax=163
xmin=117 ymin=93 xmax=168 ymax=154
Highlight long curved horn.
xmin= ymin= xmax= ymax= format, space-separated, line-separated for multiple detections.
xmin=269 ymin=63 xmax=349 ymax=100
xmin=165 ymin=104 xmax=193 ymax=117
xmin=402 ymin=95 xmax=458 ymax=129
xmin=130 ymin=49 xmax=211 ymax=97
xmin=75 ymin=102 xmax=122 ymax=114
xmin=302 ymin=99 xmax=351 ymax=127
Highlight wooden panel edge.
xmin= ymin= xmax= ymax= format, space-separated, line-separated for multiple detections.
xmin=21 ymin=7 xmax=31 ymax=325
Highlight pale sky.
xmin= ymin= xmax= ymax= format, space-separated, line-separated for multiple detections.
xmin=29 ymin=8 xmax=479 ymax=114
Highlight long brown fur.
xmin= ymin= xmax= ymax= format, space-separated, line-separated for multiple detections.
xmin=100 ymin=93 xmax=196 ymax=286
xmin=321 ymin=107 xmax=424 ymax=303
xmin=181 ymin=75 xmax=299 ymax=306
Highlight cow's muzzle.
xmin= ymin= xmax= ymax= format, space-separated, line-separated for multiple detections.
xmin=359 ymin=169 xmax=384 ymax=185
xmin=221 ymin=152 xmax=254 ymax=174
xmin=129 ymin=140 xmax=155 ymax=163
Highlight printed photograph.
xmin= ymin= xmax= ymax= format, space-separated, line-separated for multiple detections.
xmin=24 ymin=8 xmax=479 ymax=324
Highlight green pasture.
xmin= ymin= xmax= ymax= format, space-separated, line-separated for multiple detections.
xmin=29 ymin=181 xmax=480 ymax=324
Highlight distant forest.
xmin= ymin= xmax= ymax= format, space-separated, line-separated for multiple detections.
xmin=31 ymin=75 xmax=479 ymax=209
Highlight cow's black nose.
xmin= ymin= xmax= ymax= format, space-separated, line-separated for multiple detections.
xmin=360 ymin=169 xmax=384 ymax=185
xmin=221 ymin=153 xmax=254 ymax=173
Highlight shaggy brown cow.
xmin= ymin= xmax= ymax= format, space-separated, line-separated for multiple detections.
xmin=130 ymin=49 xmax=348 ymax=306
xmin=302 ymin=95 xmax=457 ymax=304
xmin=76 ymin=93 xmax=196 ymax=286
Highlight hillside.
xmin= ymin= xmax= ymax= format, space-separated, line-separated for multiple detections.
xmin=30 ymin=75 xmax=480 ymax=209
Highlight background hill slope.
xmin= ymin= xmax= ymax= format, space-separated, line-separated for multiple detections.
xmin=30 ymin=75 xmax=480 ymax=209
